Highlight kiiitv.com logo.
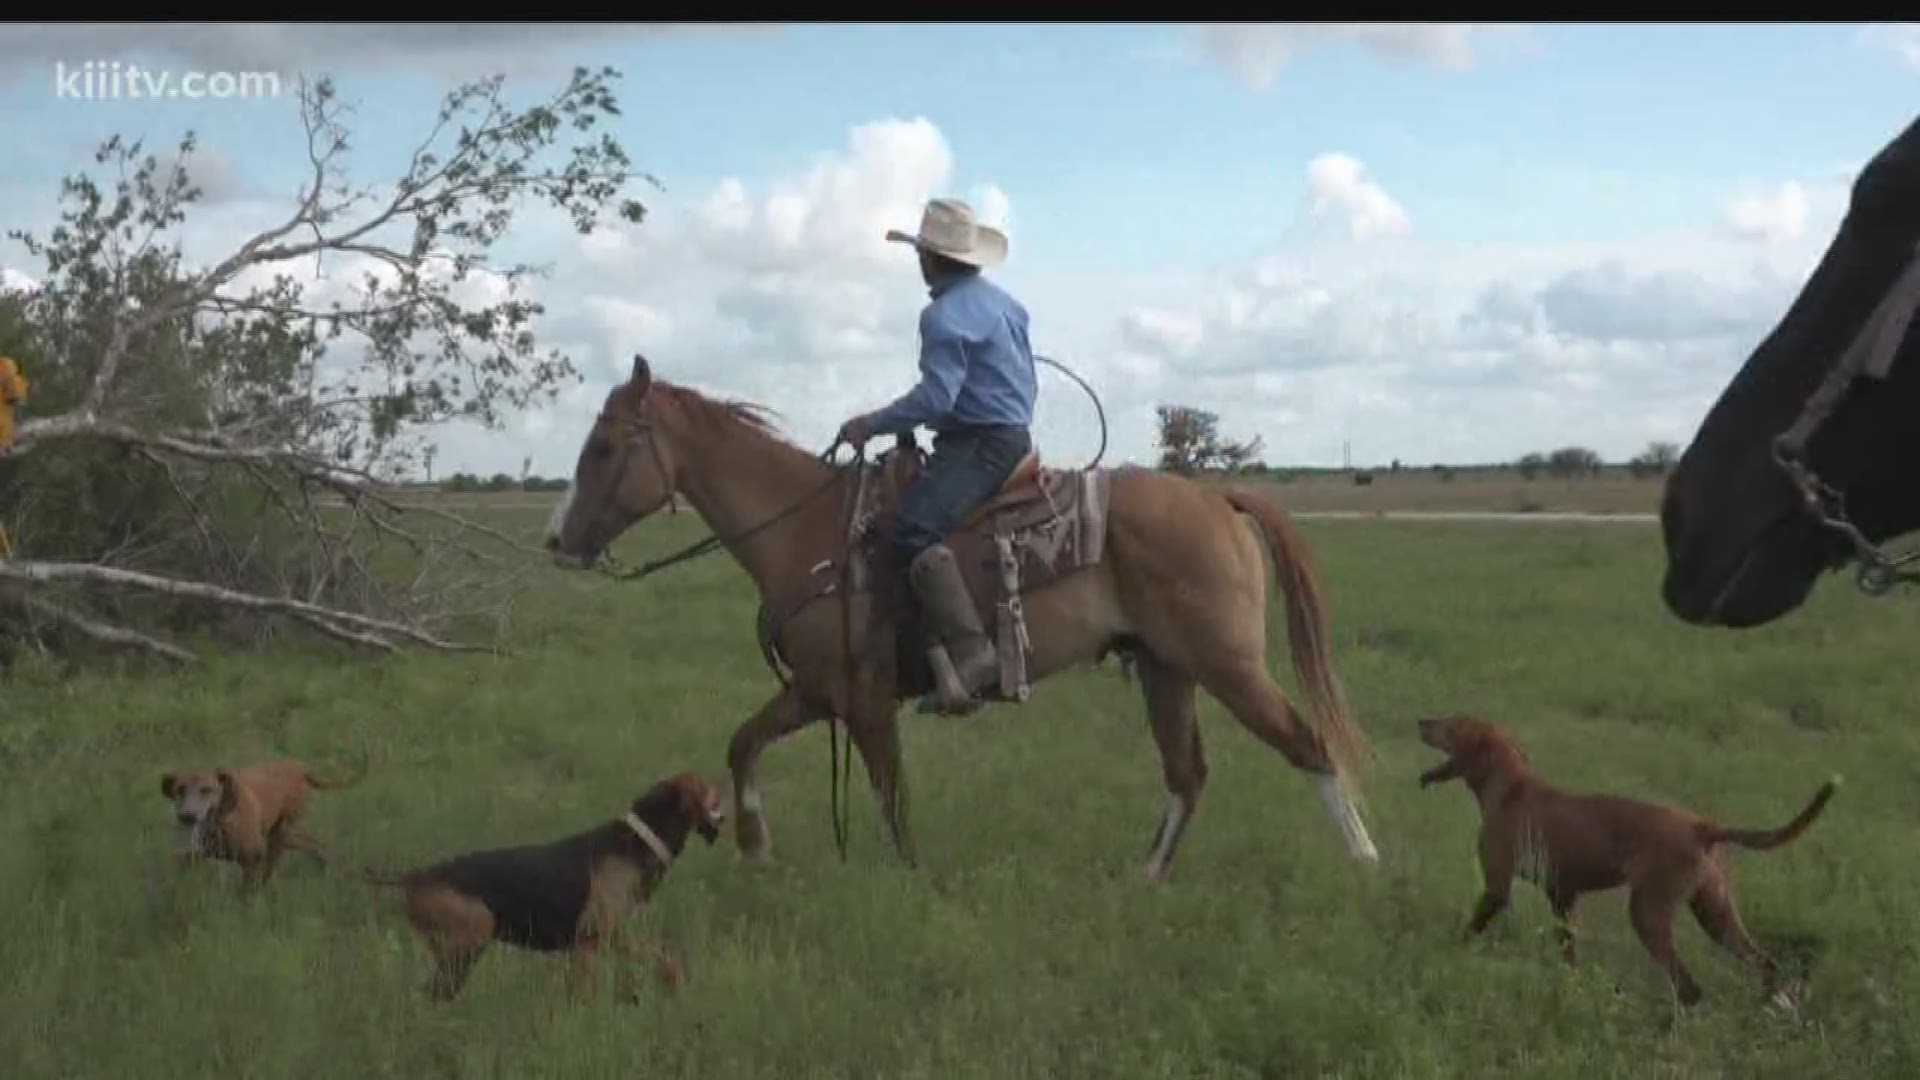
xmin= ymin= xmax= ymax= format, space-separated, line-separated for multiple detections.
xmin=54 ymin=61 xmax=284 ymax=101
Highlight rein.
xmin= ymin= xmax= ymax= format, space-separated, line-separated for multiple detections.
xmin=1770 ymin=238 xmax=1920 ymax=597
xmin=596 ymin=436 xmax=852 ymax=583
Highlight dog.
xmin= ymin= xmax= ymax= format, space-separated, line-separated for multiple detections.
xmin=161 ymin=753 xmax=368 ymax=891
xmin=363 ymin=772 xmax=726 ymax=1001
xmin=1416 ymin=714 xmax=1837 ymax=1008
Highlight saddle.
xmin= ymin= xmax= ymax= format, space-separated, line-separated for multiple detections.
xmin=851 ymin=434 xmax=1114 ymax=704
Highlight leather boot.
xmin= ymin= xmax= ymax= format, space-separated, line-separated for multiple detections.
xmin=907 ymin=544 xmax=999 ymax=715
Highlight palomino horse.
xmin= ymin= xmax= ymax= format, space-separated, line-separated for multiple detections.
xmin=1663 ymin=114 xmax=1920 ymax=628
xmin=546 ymin=355 xmax=1379 ymax=881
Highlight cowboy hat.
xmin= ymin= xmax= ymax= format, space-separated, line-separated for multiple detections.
xmin=885 ymin=197 xmax=1008 ymax=268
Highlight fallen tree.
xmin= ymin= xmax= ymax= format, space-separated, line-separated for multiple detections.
xmin=0 ymin=68 xmax=652 ymax=665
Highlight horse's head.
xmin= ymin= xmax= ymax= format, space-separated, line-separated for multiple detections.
xmin=1661 ymin=116 xmax=1920 ymax=628
xmin=546 ymin=353 xmax=681 ymax=570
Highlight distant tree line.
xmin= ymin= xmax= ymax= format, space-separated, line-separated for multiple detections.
xmin=441 ymin=472 xmax=570 ymax=493
xmin=1514 ymin=441 xmax=1678 ymax=481
xmin=1150 ymin=401 xmax=1683 ymax=484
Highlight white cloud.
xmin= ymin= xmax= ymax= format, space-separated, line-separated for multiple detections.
xmin=424 ymin=115 xmax=1018 ymax=478
xmin=1191 ymin=23 xmax=1530 ymax=90
xmin=2 ymin=267 xmax=39 ymax=293
xmin=422 ymin=145 xmax=1847 ymax=476
xmin=690 ymin=117 xmax=954 ymax=277
xmin=1103 ymin=208 xmax=1835 ymax=467
xmin=1305 ymin=152 xmax=1411 ymax=240
xmin=1723 ymin=181 xmax=1809 ymax=244
xmin=1533 ymin=261 xmax=1792 ymax=344
xmin=1120 ymin=309 xmax=1205 ymax=359
xmin=1857 ymin=23 xmax=1920 ymax=73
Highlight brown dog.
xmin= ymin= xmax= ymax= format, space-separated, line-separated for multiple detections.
xmin=364 ymin=772 xmax=726 ymax=1001
xmin=1416 ymin=715 xmax=1836 ymax=1007
xmin=161 ymin=754 xmax=368 ymax=891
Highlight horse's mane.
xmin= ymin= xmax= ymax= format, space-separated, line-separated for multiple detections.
xmin=651 ymin=379 xmax=794 ymax=447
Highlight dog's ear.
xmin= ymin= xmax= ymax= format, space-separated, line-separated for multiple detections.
xmin=161 ymin=773 xmax=179 ymax=799
xmin=663 ymin=773 xmax=723 ymax=843
xmin=1485 ymin=725 xmax=1528 ymax=767
xmin=215 ymin=770 xmax=239 ymax=811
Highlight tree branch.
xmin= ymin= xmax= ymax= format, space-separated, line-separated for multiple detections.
xmin=0 ymin=557 xmax=493 ymax=654
xmin=7 ymin=589 xmax=198 ymax=664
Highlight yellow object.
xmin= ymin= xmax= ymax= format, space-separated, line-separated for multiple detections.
xmin=0 ymin=356 xmax=27 ymax=452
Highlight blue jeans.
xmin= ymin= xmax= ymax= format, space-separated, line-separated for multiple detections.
xmin=890 ymin=424 xmax=1032 ymax=574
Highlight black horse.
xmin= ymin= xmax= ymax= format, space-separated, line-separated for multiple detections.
xmin=1662 ymin=114 xmax=1920 ymax=628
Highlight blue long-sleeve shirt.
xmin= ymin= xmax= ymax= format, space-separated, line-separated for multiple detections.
xmin=865 ymin=272 xmax=1038 ymax=436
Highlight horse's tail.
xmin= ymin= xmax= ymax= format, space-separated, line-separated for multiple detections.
xmin=1221 ymin=486 xmax=1373 ymax=794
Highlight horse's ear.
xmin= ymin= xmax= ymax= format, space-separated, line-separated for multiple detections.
xmin=630 ymin=353 xmax=653 ymax=394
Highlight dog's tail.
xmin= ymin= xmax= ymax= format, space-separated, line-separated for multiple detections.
xmin=1701 ymin=776 xmax=1840 ymax=852
xmin=305 ymin=746 xmax=371 ymax=791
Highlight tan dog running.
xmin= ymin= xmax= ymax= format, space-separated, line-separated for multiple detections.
xmin=161 ymin=754 xmax=368 ymax=891
xmin=1417 ymin=715 xmax=1836 ymax=1008
xmin=363 ymin=772 xmax=726 ymax=1001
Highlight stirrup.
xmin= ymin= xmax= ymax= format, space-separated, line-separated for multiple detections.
xmin=917 ymin=647 xmax=988 ymax=716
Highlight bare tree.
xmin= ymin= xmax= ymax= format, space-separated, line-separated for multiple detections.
xmin=1155 ymin=404 xmax=1262 ymax=475
xmin=1546 ymin=446 xmax=1603 ymax=479
xmin=0 ymin=68 xmax=654 ymax=664
xmin=1628 ymin=440 xmax=1681 ymax=479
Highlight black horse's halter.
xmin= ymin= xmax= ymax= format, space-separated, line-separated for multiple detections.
xmin=1770 ymin=238 xmax=1920 ymax=597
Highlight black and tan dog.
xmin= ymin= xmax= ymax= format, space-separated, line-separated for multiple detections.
xmin=365 ymin=772 xmax=726 ymax=1001
xmin=161 ymin=754 xmax=368 ymax=891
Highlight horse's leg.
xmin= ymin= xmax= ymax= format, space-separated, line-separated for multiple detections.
xmin=726 ymin=687 xmax=822 ymax=862
xmin=847 ymin=706 xmax=915 ymax=868
xmin=1192 ymin=656 xmax=1378 ymax=864
xmin=1136 ymin=651 xmax=1208 ymax=884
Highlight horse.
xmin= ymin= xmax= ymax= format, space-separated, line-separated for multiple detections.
xmin=544 ymin=354 xmax=1380 ymax=882
xmin=1662 ymin=113 xmax=1920 ymax=629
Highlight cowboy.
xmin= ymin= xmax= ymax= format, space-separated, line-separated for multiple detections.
xmin=836 ymin=197 xmax=1038 ymax=716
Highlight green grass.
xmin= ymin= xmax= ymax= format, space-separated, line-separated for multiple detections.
xmin=3 ymin=511 xmax=1918 ymax=1078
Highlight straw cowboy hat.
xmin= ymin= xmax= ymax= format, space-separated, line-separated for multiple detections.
xmin=885 ymin=197 xmax=1008 ymax=268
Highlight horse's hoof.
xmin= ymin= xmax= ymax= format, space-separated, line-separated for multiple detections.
xmin=735 ymin=813 xmax=772 ymax=862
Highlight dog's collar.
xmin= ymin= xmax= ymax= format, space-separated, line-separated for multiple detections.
xmin=623 ymin=811 xmax=673 ymax=868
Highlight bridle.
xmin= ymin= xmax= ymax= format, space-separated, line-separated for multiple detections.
xmin=572 ymin=390 xmax=869 ymax=858
xmin=577 ymin=399 xmax=849 ymax=582
xmin=1770 ymin=237 xmax=1920 ymax=597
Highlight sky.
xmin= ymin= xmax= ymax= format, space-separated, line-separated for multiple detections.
xmin=1 ymin=22 xmax=1917 ymax=475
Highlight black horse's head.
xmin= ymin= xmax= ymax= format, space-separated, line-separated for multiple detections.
xmin=1661 ymin=115 xmax=1920 ymax=628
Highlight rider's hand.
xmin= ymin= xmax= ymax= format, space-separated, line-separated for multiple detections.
xmin=837 ymin=414 xmax=875 ymax=450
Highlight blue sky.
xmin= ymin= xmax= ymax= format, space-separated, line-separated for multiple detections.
xmin=2 ymin=22 xmax=1917 ymax=474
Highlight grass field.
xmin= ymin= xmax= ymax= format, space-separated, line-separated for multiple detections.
xmin=3 ymin=503 xmax=1918 ymax=1078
